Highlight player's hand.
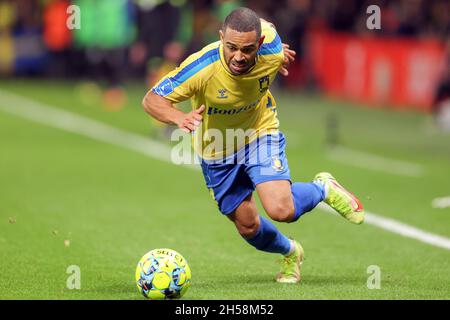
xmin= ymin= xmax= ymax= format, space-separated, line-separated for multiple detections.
xmin=176 ymin=105 xmax=205 ymax=133
xmin=279 ymin=43 xmax=296 ymax=77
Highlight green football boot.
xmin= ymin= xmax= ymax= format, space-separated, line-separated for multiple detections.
xmin=314 ymin=172 xmax=364 ymax=224
xmin=276 ymin=240 xmax=304 ymax=284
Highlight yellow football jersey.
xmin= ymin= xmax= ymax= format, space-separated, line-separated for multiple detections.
xmin=152 ymin=21 xmax=284 ymax=160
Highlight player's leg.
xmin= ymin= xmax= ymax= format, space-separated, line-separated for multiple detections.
xmin=200 ymin=152 xmax=304 ymax=283
xmin=200 ymin=158 xmax=294 ymax=255
xmin=247 ymin=132 xmax=364 ymax=224
xmin=246 ymin=133 xmax=326 ymax=223
xmin=226 ymin=193 xmax=260 ymax=239
xmin=227 ymin=193 xmax=304 ymax=283
xmin=256 ymin=176 xmax=364 ymax=224
xmin=255 ymin=179 xmax=325 ymax=223
xmin=226 ymin=193 xmax=292 ymax=254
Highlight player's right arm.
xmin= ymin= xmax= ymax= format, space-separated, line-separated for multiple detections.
xmin=142 ymin=92 xmax=204 ymax=133
xmin=142 ymin=45 xmax=218 ymax=133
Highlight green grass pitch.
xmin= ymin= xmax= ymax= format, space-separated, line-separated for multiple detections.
xmin=0 ymin=79 xmax=449 ymax=299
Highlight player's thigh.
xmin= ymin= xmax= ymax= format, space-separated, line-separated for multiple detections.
xmin=255 ymin=180 xmax=295 ymax=221
xmin=227 ymin=193 xmax=260 ymax=238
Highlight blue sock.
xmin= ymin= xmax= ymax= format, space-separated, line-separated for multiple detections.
xmin=244 ymin=215 xmax=291 ymax=255
xmin=290 ymin=182 xmax=325 ymax=222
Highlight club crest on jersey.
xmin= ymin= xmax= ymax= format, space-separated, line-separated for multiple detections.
xmin=216 ymin=89 xmax=228 ymax=99
xmin=259 ymin=75 xmax=269 ymax=93
xmin=271 ymin=157 xmax=284 ymax=172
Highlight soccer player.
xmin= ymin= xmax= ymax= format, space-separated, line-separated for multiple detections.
xmin=142 ymin=7 xmax=364 ymax=283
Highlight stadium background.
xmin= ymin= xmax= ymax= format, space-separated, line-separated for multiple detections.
xmin=0 ymin=0 xmax=449 ymax=299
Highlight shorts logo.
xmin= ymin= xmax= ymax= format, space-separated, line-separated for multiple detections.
xmin=259 ymin=75 xmax=269 ymax=93
xmin=271 ymin=157 xmax=284 ymax=172
xmin=217 ymin=89 xmax=228 ymax=99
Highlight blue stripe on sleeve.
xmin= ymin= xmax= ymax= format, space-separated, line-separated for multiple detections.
xmin=152 ymin=47 xmax=220 ymax=97
xmin=258 ymin=33 xmax=282 ymax=56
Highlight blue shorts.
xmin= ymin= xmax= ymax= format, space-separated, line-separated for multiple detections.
xmin=200 ymin=132 xmax=291 ymax=215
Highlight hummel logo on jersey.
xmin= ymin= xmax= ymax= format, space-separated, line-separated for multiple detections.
xmin=217 ymin=89 xmax=228 ymax=99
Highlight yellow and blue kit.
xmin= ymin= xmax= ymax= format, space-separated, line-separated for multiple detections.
xmin=152 ymin=22 xmax=324 ymax=216
xmin=152 ymin=21 xmax=284 ymax=160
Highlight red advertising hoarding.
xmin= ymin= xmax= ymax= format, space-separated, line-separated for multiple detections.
xmin=307 ymin=31 xmax=446 ymax=112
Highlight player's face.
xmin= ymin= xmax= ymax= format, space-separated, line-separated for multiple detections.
xmin=220 ymin=28 xmax=264 ymax=75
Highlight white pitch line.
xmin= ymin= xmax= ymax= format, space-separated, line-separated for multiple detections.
xmin=0 ymin=89 xmax=188 ymax=168
xmin=327 ymin=145 xmax=424 ymax=177
xmin=0 ymin=89 xmax=449 ymax=251
xmin=318 ymin=204 xmax=450 ymax=250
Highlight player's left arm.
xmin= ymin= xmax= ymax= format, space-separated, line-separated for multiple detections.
xmin=260 ymin=18 xmax=296 ymax=76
